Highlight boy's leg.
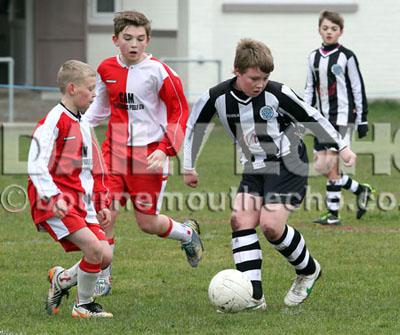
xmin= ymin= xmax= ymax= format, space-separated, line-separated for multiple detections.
xmin=340 ymin=173 xmax=375 ymax=219
xmin=94 ymin=237 xmax=114 ymax=297
xmin=135 ymin=211 xmax=204 ymax=268
xmin=313 ymin=152 xmax=341 ymax=225
xmin=94 ymin=172 xmax=125 ymax=296
xmin=129 ymin=160 xmax=203 ymax=267
xmin=230 ymin=193 xmax=266 ymax=310
xmin=67 ymin=227 xmax=113 ymax=318
xmin=262 ymin=204 xmax=321 ymax=307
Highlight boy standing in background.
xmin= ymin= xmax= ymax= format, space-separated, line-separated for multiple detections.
xmin=304 ymin=10 xmax=374 ymax=225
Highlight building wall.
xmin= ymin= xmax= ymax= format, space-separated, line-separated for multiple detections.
xmin=183 ymin=0 xmax=400 ymax=101
xmin=87 ymin=0 xmax=178 ymax=68
xmin=85 ymin=0 xmax=400 ymax=101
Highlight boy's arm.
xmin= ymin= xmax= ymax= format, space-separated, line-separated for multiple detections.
xmin=91 ymin=137 xmax=111 ymax=212
xmin=279 ymin=84 xmax=346 ymax=150
xmin=347 ymin=54 xmax=368 ymax=138
xmin=183 ymin=91 xmax=217 ymax=174
xmin=157 ymin=69 xmax=189 ymax=156
xmin=28 ymin=120 xmax=62 ymax=201
xmin=304 ymin=53 xmax=317 ymax=107
xmin=84 ymin=74 xmax=111 ymax=127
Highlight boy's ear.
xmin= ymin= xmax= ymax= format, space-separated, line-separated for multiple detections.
xmin=112 ymin=35 xmax=119 ymax=47
xmin=65 ymin=82 xmax=75 ymax=95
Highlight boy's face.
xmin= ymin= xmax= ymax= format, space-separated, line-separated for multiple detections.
xmin=319 ymin=18 xmax=343 ymax=45
xmin=113 ymin=25 xmax=149 ymax=65
xmin=71 ymin=76 xmax=96 ymax=113
xmin=234 ymin=67 xmax=269 ymax=97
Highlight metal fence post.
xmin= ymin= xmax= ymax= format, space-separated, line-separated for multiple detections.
xmin=0 ymin=57 xmax=15 ymax=122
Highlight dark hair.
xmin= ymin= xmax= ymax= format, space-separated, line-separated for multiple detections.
xmin=319 ymin=10 xmax=344 ymax=30
xmin=113 ymin=11 xmax=151 ymax=37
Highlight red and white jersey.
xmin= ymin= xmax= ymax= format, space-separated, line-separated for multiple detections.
xmin=84 ymin=54 xmax=189 ymax=159
xmin=28 ymin=103 xmax=110 ymax=224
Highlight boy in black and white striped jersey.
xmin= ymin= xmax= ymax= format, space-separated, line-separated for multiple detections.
xmin=304 ymin=10 xmax=375 ymax=225
xmin=183 ymin=38 xmax=357 ymax=308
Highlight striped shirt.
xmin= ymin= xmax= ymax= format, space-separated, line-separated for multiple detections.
xmin=304 ymin=44 xmax=368 ymax=126
xmin=184 ymin=79 xmax=344 ymax=170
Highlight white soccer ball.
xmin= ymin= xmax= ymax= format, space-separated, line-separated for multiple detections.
xmin=208 ymin=269 xmax=253 ymax=313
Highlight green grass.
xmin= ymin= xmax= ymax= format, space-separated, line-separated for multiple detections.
xmin=1 ymin=101 xmax=400 ymax=334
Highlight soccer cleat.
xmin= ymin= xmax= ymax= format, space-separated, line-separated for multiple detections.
xmin=284 ymin=260 xmax=322 ymax=307
xmin=356 ymin=184 xmax=375 ymax=219
xmin=313 ymin=212 xmax=341 ymax=225
xmin=45 ymin=266 xmax=70 ymax=315
xmin=181 ymin=219 xmax=204 ymax=268
xmin=245 ymin=296 xmax=267 ymax=311
xmin=72 ymin=301 xmax=113 ymax=318
xmin=94 ymin=275 xmax=112 ymax=297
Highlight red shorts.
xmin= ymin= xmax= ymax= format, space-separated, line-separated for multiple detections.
xmin=39 ymin=211 xmax=107 ymax=252
xmin=104 ymin=143 xmax=170 ymax=215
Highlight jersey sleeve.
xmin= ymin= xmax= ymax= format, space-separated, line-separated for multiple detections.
xmin=346 ymin=54 xmax=368 ymax=125
xmin=84 ymin=73 xmax=111 ymax=127
xmin=157 ymin=66 xmax=189 ymax=156
xmin=183 ymin=91 xmax=217 ymax=170
xmin=279 ymin=85 xmax=346 ymax=150
xmin=28 ymin=118 xmax=61 ymax=199
xmin=304 ymin=53 xmax=317 ymax=107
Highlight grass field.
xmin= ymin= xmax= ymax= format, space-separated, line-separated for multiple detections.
xmin=1 ymin=101 xmax=400 ymax=335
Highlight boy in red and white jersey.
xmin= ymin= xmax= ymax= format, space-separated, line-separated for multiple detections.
xmin=85 ymin=10 xmax=203 ymax=296
xmin=28 ymin=60 xmax=113 ymax=318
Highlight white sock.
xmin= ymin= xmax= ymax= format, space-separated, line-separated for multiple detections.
xmin=161 ymin=218 xmax=192 ymax=243
xmin=77 ymin=260 xmax=100 ymax=305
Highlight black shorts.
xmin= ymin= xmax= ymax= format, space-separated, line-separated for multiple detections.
xmin=238 ymin=143 xmax=308 ymax=206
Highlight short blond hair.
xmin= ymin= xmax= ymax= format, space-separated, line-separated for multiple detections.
xmin=57 ymin=60 xmax=96 ymax=94
xmin=234 ymin=38 xmax=274 ymax=74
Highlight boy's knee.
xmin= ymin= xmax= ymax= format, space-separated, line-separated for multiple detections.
xmin=230 ymin=213 xmax=243 ymax=231
xmin=85 ymin=241 xmax=104 ymax=264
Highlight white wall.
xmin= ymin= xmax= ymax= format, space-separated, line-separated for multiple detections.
xmin=86 ymin=0 xmax=400 ymax=100
xmin=87 ymin=0 xmax=178 ymax=68
xmin=183 ymin=0 xmax=400 ymax=101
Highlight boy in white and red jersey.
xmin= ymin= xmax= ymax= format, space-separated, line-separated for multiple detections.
xmin=85 ymin=10 xmax=203 ymax=296
xmin=28 ymin=60 xmax=113 ymax=318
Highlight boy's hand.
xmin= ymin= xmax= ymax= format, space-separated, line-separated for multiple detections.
xmin=339 ymin=146 xmax=357 ymax=167
xmin=97 ymin=208 xmax=112 ymax=230
xmin=184 ymin=169 xmax=199 ymax=188
xmin=357 ymin=123 xmax=368 ymax=138
xmin=147 ymin=149 xmax=167 ymax=172
xmin=52 ymin=199 xmax=68 ymax=218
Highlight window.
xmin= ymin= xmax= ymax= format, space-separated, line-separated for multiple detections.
xmin=87 ymin=0 xmax=121 ymax=25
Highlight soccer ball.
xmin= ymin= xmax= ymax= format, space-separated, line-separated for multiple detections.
xmin=208 ymin=269 xmax=253 ymax=313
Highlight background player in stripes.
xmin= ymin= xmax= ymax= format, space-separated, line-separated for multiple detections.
xmin=183 ymin=38 xmax=357 ymax=309
xmin=304 ymin=10 xmax=375 ymax=225
xmin=27 ymin=60 xmax=113 ymax=318
xmin=85 ymin=11 xmax=204 ymax=296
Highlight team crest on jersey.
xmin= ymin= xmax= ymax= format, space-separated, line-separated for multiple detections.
xmin=331 ymin=64 xmax=343 ymax=76
xmin=259 ymin=105 xmax=275 ymax=120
